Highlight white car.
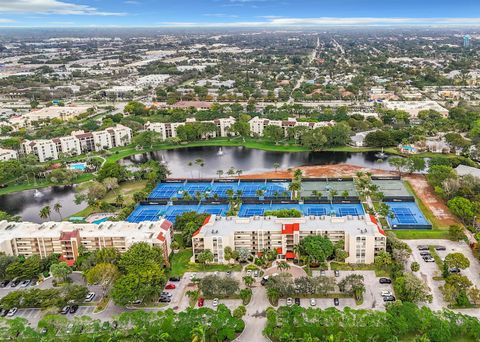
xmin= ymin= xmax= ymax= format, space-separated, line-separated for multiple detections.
xmin=310 ymin=298 xmax=316 ymax=306
xmin=19 ymin=280 xmax=31 ymax=288
xmin=246 ymin=270 xmax=252 ymax=276
xmin=286 ymin=298 xmax=293 ymax=306
xmin=212 ymin=298 xmax=219 ymax=307
xmin=190 ymin=274 xmax=197 ymax=280
xmin=85 ymin=292 xmax=96 ymax=302
xmin=381 ymin=290 xmax=392 ymax=297
xmin=6 ymin=307 xmax=17 ymax=317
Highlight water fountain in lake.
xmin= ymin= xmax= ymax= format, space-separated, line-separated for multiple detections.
xmin=33 ymin=189 xmax=44 ymax=198
xmin=217 ymin=147 xmax=224 ymax=156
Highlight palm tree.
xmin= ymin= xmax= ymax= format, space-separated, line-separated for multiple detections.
xmin=216 ymin=170 xmax=224 ymax=178
xmin=277 ymin=261 xmax=290 ymax=272
xmin=273 ymin=162 xmax=280 ymax=172
xmin=53 ymin=202 xmax=63 ymax=221
xmin=39 ymin=206 xmax=51 ymax=221
xmin=236 ymin=169 xmax=243 ymax=177
xmin=191 ymin=324 xmax=206 ymax=342
xmin=256 ymin=189 xmax=265 ymax=199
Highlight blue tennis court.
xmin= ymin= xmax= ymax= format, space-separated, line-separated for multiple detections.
xmin=385 ymin=201 xmax=431 ymax=229
xmin=148 ymin=180 xmax=291 ymax=200
xmin=238 ymin=203 xmax=365 ymax=217
xmin=127 ymin=204 xmax=229 ymax=223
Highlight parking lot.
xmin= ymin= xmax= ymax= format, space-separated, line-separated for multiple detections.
xmin=405 ymin=239 xmax=480 ymax=311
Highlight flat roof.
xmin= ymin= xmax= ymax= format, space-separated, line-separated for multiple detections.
xmin=197 ymin=214 xmax=384 ymax=238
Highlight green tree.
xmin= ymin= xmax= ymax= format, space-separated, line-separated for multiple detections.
xmin=298 ymin=236 xmax=334 ymax=264
xmin=444 ymin=253 xmax=470 ymax=269
xmin=49 ymin=262 xmax=72 ymax=282
xmin=53 ymin=202 xmax=63 ymax=221
xmin=84 ymin=262 xmax=120 ymax=292
xmin=447 ymin=197 xmax=477 ymax=224
xmin=118 ymin=242 xmax=164 ymax=273
xmin=39 ymin=205 xmax=51 ymax=221
xmin=448 ymin=225 xmax=465 ymax=241
xmin=394 ymin=272 xmax=432 ymax=303
xmin=97 ymin=162 xmax=127 ymax=182
xmin=197 ymin=250 xmax=214 ymax=268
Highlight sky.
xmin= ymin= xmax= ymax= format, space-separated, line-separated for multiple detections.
xmin=0 ymin=0 xmax=479 ymax=27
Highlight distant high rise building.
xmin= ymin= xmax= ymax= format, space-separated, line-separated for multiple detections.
xmin=463 ymin=35 xmax=471 ymax=48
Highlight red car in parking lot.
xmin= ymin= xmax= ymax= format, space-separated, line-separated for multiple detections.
xmin=165 ymin=284 xmax=176 ymax=290
xmin=197 ymin=298 xmax=204 ymax=307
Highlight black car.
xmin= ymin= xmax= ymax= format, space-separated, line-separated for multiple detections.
xmin=448 ymin=267 xmax=461 ymax=274
xmin=0 ymin=280 xmax=9 ymax=288
xmin=0 ymin=309 xmax=7 ymax=317
xmin=159 ymin=297 xmax=171 ymax=303
xmin=434 ymin=246 xmax=446 ymax=251
xmin=169 ymin=277 xmax=181 ymax=282
xmin=383 ymin=295 xmax=396 ymax=302
xmin=334 ymin=270 xmax=340 ymax=277
xmin=379 ymin=278 xmax=392 ymax=284
xmin=69 ymin=305 xmax=79 ymax=314
xmin=59 ymin=306 xmax=70 ymax=314
xmin=10 ymin=279 xmax=20 ymax=288
xmin=333 ymin=298 xmax=340 ymax=306
xmin=111 ymin=321 xmax=118 ymax=329
xmin=419 ymin=251 xmax=431 ymax=256
xmin=260 ymin=279 xmax=268 ymax=286
xmin=417 ymin=245 xmax=429 ymax=251
xmin=294 ymin=298 xmax=301 ymax=305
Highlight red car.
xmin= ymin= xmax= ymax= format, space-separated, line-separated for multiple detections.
xmin=165 ymin=284 xmax=176 ymax=290
xmin=197 ymin=298 xmax=204 ymax=307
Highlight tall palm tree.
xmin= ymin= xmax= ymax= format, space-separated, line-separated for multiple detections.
xmin=273 ymin=162 xmax=280 ymax=172
xmin=39 ymin=206 xmax=51 ymax=221
xmin=53 ymin=202 xmax=63 ymax=221
xmin=216 ymin=170 xmax=224 ymax=179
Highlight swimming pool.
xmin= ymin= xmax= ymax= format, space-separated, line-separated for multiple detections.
xmin=69 ymin=162 xmax=87 ymax=171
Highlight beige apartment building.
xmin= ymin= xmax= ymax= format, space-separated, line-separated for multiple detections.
xmin=248 ymin=116 xmax=335 ymax=137
xmin=0 ymin=219 xmax=173 ymax=265
xmin=192 ymin=214 xmax=386 ymax=264
xmin=145 ymin=117 xmax=235 ymax=140
xmin=0 ymin=148 xmax=18 ymax=161
xmin=22 ymin=124 xmax=132 ymax=162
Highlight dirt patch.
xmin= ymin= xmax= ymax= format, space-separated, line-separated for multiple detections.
xmin=240 ymin=164 xmax=396 ymax=179
xmin=403 ymin=174 xmax=460 ymax=227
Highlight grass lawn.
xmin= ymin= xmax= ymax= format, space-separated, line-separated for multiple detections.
xmin=330 ymin=261 xmax=389 ymax=277
xmin=169 ymin=249 xmax=242 ymax=277
xmin=391 ymin=229 xmax=452 ymax=240
xmin=403 ymin=181 xmax=450 ymax=230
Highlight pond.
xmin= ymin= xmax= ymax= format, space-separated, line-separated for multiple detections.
xmin=0 ymin=147 xmax=396 ymax=223
xmin=120 ymin=146 xmax=396 ymax=177
xmin=0 ymin=186 xmax=87 ymax=223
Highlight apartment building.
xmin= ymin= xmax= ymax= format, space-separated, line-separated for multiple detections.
xmin=0 ymin=148 xmax=18 ymax=161
xmin=248 ymin=116 xmax=335 ymax=137
xmin=22 ymin=124 xmax=132 ymax=162
xmin=23 ymin=139 xmax=58 ymax=162
xmin=145 ymin=117 xmax=235 ymax=140
xmin=192 ymin=214 xmax=386 ymax=264
xmin=0 ymin=219 xmax=173 ymax=265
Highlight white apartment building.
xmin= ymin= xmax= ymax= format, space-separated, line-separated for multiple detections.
xmin=0 ymin=219 xmax=173 ymax=265
xmin=23 ymin=139 xmax=58 ymax=162
xmin=22 ymin=124 xmax=132 ymax=162
xmin=383 ymin=101 xmax=449 ymax=118
xmin=192 ymin=214 xmax=386 ymax=264
xmin=0 ymin=148 xmax=18 ymax=161
xmin=249 ymin=116 xmax=335 ymax=137
xmin=145 ymin=117 xmax=235 ymax=140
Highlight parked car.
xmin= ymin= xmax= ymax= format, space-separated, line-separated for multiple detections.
xmin=132 ymin=299 xmax=142 ymax=305
xmin=59 ymin=306 xmax=70 ymax=314
xmin=381 ymin=290 xmax=392 ymax=297
xmin=226 ymin=271 xmax=232 ymax=276
xmin=254 ymin=270 xmax=259 ymax=277
xmin=69 ymin=305 xmax=79 ymax=314
xmin=423 ymin=257 xmax=435 ymax=262
xmin=417 ymin=245 xmax=429 ymax=251
xmin=320 ymin=270 xmax=326 ymax=276
xmin=159 ymin=297 xmax=171 ymax=303
xmin=6 ymin=307 xmax=17 ymax=317
xmin=0 ymin=280 xmax=9 ymax=288
xmin=334 ymin=270 xmax=340 ymax=277
xmin=286 ymin=298 xmax=293 ymax=306
xmin=379 ymin=278 xmax=392 ymax=284
xmin=161 ymin=292 xmax=172 ymax=298
xmin=40 ymin=327 xmax=48 ymax=335
xmin=419 ymin=252 xmax=431 ymax=256
xmin=246 ymin=270 xmax=252 ymax=276
xmin=198 ymin=298 xmax=204 ymax=307
xmin=333 ymin=298 xmax=340 ymax=306
xmin=169 ymin=276 xmax=181 ymax=282
xmin=448 ymin=267 xmax=461 ymax=274
xmin=10 ymin=279 xmax=20 ymax=288
xmin=212 ymin=298 xmax=219 ymax=307
xmin=111 ymin=321 xmax=118 ymax=329
xmin=85 ymin=292 xmax=96 ymax=302
xmin=294 ymin=298 xmax=301 ymax=305
xmin=19 ymin=280 xmax=31 ymax=288
xmin=165 ymin=284 xmax=176 ymax=290
xmin=383 ymin=295 xmax=396 ymax=302
xmin=0 ymin=308 xmax=7 ymax=317
xmin=434 ymin=246 xmax=446 ymax=251
xmin=310 ymin=298 xmax=316 ymax=306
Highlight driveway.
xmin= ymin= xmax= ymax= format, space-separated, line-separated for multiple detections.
xmin=235 ymin=286 xmax=269 ymax=342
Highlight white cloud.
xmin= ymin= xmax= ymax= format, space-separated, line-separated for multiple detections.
xmin=158 ymin=17 xmax=480 ymax=27
xmin=0 ymin=18 xmax=14 ymax=23
xmin=204 ymin=13 xmax=240 ymax=18
xmin=0 ymin=0 xmax=125 ymax=16
xmin=124 ymin=0 xmax=140 ymax=4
